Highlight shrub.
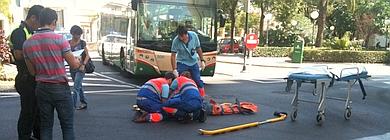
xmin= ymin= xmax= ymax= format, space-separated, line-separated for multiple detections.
xmin=303 ymin=49 xmax=390 ymax=63
xmin=0 ymin=30 xmax=12 ymax=64
xmin=252 ymin=47 xmax=293 ymax=57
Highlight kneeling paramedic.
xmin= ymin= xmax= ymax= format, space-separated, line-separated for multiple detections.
xmin=162 ymin=71 xmax=206 ymax=122
xmin=133 ymin=72 xmax=176 ymax=123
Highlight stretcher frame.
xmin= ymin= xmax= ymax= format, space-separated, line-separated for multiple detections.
xmin=286 ymin=66 xmax=369 ymax=125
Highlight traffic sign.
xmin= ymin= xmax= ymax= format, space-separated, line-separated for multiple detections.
xmin=245 ymin=33 xmax=259 ymax=49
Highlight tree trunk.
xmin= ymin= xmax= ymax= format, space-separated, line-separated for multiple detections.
xmin=315 ymin=0 xmax=328 ymax=47
xmin=229 ymin=1 xmax=238 ymax=53
xmin=259 ymin=2 xmax=265 ymax=46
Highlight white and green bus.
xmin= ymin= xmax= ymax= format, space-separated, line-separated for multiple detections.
xmin=99 ymin=0 xmax=218 ymax=77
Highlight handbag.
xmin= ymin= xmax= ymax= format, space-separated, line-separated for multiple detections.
xmin=77 ymin=40 xmax=95 ymax=73
xmin=84 ymin=58 xmax=95 ymax=73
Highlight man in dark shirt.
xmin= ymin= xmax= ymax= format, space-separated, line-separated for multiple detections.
xmin=10 ymin=5 xmax=44 ymax=140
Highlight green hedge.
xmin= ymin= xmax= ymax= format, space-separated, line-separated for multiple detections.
xmin=252 ymin=47 xmax=292 ymax=57
xmin=252 ymin=47 xmax=390 ymax=63
xmin=303 ymin=49 xmax=390 ymax=63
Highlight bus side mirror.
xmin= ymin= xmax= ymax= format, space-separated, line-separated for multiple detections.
xmin=219 ymin=14 xmax=226 ymax=28
xmin=131 ymin=0 xmax=138 ymax=10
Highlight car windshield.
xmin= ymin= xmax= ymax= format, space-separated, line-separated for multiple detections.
xmin=221 ymin=39 xmax=237 ymax=44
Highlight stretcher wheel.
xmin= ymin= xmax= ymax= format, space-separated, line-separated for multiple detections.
xmin=316 ymin=114 xmax=325 ymax=125
xmin=291 ymin=110 xmax=297 ymax=121
xmin=344 ymin=107 xmax=352 ymax=120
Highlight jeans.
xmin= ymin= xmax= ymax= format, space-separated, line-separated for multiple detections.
xmin=136 ymin=88 xmax=163 ymax=113
xmin=15 ymin=74 xmax=40 ymax=140
xmin=70 ymin=70 xmax=87 ymax=107
xmin=177 ymin=62 xmax=204 ymax=88
xmin=36 ymin=82 xmax=75 ymax=140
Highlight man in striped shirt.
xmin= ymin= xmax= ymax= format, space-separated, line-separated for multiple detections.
xmin=23 ymin=8 xmax=80 ymax=140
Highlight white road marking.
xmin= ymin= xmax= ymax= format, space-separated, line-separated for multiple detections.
xmin=99 ymin=72 xmax=121 ymax=75
xmin=93 ymin=72 xmax=141 ymax=88
xmin=85 ymin=91 xmax=138 ymax=96
xmin=1 ymin=89 xmax=139 ymax=98
xmin=0 ymin=92 xmax=19 ymax=98
xmin=84 ymin=89 xmax=139 ymax=94
xmin=354 ymin=132 xmax=390 ymax=140
xmin=67 ymin=77 xmax=112 ymax=81
xmin=68 ymin=82 xmax=137 ymax=88
xmin=246 ymin=79 xmax=285 ymax=84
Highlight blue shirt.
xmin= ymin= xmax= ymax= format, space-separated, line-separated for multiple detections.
xmin=169 ymin=79 xmax=179 ymax=91
xmin=171 ymin=31 xmax=201 ymax=66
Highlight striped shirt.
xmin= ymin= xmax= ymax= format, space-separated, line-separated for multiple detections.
xmin=23 ymin=28 xmax=71 ymax=83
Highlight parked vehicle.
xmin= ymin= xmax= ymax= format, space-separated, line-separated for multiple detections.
xmin=97 ymin=34 xmax=127 ymax=56
xmin=218 ymin=38 xmax=240 ymax=53
xmin=55 ymin=30 xmax=72 ymax=40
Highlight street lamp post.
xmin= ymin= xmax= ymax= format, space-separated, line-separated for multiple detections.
xmin=330 ymin=26 xmax=335 ymax=38
xmin=310 ymin=10 xmax=319 ymax=45
xmin=385 ymin=19 xmax=390 ymax=48
xmin=242 ymin=0 xmax=250 ymax=72
xmin=264 ymin=13 xmax=273 ymax=47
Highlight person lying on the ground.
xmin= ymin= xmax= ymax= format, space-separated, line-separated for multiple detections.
xmin=132 ymin=72 xmax=176 ymax=123
xmin=162 ymin=71 xmax=206 ymax=123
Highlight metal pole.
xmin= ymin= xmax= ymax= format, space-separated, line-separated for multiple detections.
xmin=266 ymin=20 xmax=269 ymax=47
xmin=386 ymin=25 xmax=388 ymax=48
xmin=242 ymin=11 xmax=248 ymax=72
xmin=312 ymin=20 xmax=316 ymax=45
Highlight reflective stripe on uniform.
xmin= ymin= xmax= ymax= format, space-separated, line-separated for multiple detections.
xmin=136 ymin=96 xmax=148 ymax=100
xmin=142 ymin=83 xmax=159 ymax=95
xmin=162 ymin=107 xmax=178 ymax=114
xmin=23 ymin=27 xmax=32 ymax=39
xmin=179 ymin=84 xmax=198 ymax=93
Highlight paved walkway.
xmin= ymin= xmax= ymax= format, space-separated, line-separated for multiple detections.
xmin=216 ymin=54 xmax=390 ymax=76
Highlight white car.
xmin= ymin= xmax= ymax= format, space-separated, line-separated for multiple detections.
xmin=55 ymin=30 xmax=72 ymax=41
xmin=98 ymin=34 xmax=126 ymax=55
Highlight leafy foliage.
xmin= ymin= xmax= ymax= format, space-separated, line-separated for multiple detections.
xmin=328 ymin=2 xmax=355 ymax=38
xmin=0 ymin=30 xmax=12 ymax=65
xmin=302 ymin=49 xmax=390 ymax=63
xmin=0 ymin=0 xmax=12 ymax=21
xmin=326 ymin=31 xmax=352 ymax=50
xmin=253 ymin=47 xmax=293 ymax=57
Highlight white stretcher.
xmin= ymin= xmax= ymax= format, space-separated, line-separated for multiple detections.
xmin=285 ymin=65 xmax=370 ymax=125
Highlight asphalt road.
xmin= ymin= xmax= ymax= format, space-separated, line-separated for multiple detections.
xmin=1 ymin=59 xmax=390 ymax=140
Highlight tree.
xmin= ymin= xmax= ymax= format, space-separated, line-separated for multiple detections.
xmin=236 ymin=12 xmax=261 ymax=34
xmin=252 ymin=0 xmax=276 ymax=46
xmin=0 ymin=0 xmax=12 ymax=22
xmin=274 ymin=0 xmax=304 ymax=31
xmin=315 ymin=0 xmax=328 ymax=47
xmin=328 ymin=2 xmax=355 ymax=38
xmin=218 ymin=0 xmax=240 ymax=52
xmin=355 ymin=0 xmax=390 ymax=48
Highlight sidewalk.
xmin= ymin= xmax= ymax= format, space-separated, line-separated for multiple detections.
xmin=216 ymin=54 xmax=390 ymax=76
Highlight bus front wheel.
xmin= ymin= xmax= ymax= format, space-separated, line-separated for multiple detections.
xmin=102 ymin=46 xmax=108 ymax=65
xmin=120 ymin=47 xmax=125 ymax=69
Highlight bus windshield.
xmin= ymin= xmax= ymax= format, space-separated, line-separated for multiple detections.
xmin=138 ymin=3 xmax=215 ymax=43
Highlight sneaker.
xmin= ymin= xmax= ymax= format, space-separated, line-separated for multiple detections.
xmin=76 ymin=104 xmax=87 ymax=110
xmin=132 ymin=112 xmax=148 ymax=123
xmin=177 ymin=113 xmax=193 ymax=123
xmin=185 ymin=113 xmax=194 ymax=121
xmin=198 ymin=108 xmax=207 ymax=123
